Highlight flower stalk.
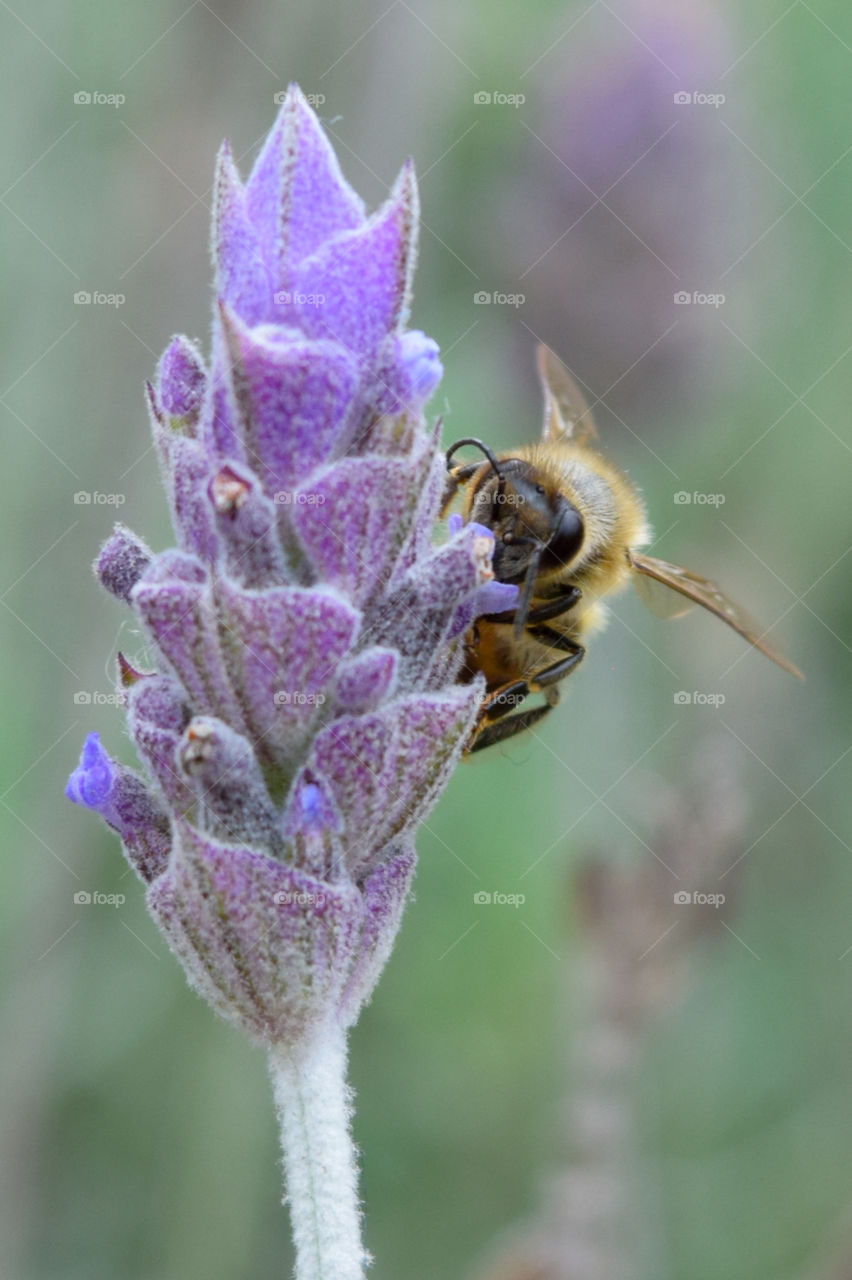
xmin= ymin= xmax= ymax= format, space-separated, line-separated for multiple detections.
xmin=270 ymin=1025 xmax=366 ymax=1280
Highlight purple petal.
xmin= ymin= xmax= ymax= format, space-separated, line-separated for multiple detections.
xmin=66 ymin=732 xmax=115 ymax=809
xmin=157 ymin=335 xmax=207 ymax=418
xmin=67 ymin=734 xmax=170 ymax=883
xmin=95 ymin=526 xmax=152 ymax=603
xmin=282 ymin=768 xmax=345 ymax=880
xmin=150 ymin=822 xmax=363 ymax=1044
xmin=291 ymin=161 xmax=418 ymax=359
xmin=216 ymin=579 xmax=360 ymax=767
xmin=472 ymin=579 xmax=519 ymax=616
xmin=177 ymin=716 xmax=280 ymax=848
xmin=160 ymin=435 xmax=218 ymax=563
xmin=338 ymin=844 xmax=416 ymax=1026
xmin=132 ymin=553 xmax=248 ymax=732
xmin=371 ymin=329 xmax=443 ymax=414
xmin=245 ymin=87 xmax=366 ymax=286
xmin=208 ymin=463 xmax=291 ymax=588
xmin=306 ymin=686 xmax=480 ymax=879
xmin=213 ymin=141 xmax=272 ymax=325
xmin=219 ymin=305 xmax=360 ymax=498
xmin=363 ymin=530 xmax=491 ymax=690
xmin=128 ymin=675 xmax=194 ymax=811
xmin=333 ymin=647 xmax=397 ymax=715
xmin=289 ymin=456 xmax=420 ymax=606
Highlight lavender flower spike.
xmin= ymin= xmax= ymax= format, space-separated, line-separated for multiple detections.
xmin=67 ymin=85 xmax=513 ymax=1280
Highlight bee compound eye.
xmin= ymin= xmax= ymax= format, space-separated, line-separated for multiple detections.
xmin=544 ymin=504 xmax=584 ymax=567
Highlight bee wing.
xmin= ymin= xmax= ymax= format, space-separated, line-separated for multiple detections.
xmin=628 ymin=549 xmax=804 ymax=679
xmin=537 ymin=344 xmax=598 ymax=445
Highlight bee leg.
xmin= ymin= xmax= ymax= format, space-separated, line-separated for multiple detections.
xmin=468 ymin=645 xmax=585 ymax=753
xmin=469 ymin=702 xmax=554 ymax=753
xmin=525 ymin=587 xmax=581 ymax=625
xmin=527 ymin=629 xmax=585 ymax=678
xmin=479 ymin=679 xmax=530 ymax=723
xmin=527 ymin=641 xmax=585 ymax=692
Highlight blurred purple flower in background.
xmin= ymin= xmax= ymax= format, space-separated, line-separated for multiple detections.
xmin=504 ymin=0 xmax=742 ymax=420
xmin=66 ymin=85 xmax=513 ymax=1280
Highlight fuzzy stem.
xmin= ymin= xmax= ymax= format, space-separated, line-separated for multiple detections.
xmin=269 ymin=1024 xmax=367 ymax=1280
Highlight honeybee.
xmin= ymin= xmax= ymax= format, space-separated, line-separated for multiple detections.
xmin=443 ymin=344 xmax=803 ymax=753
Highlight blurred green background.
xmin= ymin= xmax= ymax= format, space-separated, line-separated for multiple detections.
xmin=1 ymin=1 xmax=851 ymax=1277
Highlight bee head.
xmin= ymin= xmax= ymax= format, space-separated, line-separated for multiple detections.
xmin=445 ymin=439 xmax=585 ymax=585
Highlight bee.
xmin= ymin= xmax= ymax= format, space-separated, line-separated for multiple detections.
xmin=443 ymin=344 xmax=803 ymax=753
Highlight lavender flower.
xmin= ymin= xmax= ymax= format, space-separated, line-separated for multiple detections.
xmin=67 ymin=86 xmax=514 ymax=1280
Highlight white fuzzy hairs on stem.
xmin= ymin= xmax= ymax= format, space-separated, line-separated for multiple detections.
xmin=269 ymin=1024 xmax=368 ymax=1280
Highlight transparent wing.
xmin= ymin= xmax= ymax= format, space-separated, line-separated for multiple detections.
xmin=537 ymin=344 xmax=597 ymax=446
xmin=629 ymin=550 xmax=804 ymax=679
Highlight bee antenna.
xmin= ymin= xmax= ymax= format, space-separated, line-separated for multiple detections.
xmin=513 ymin=544 xmax=543 ymax=640
xmin=444 ymin=437 xmax=505 ymax=483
